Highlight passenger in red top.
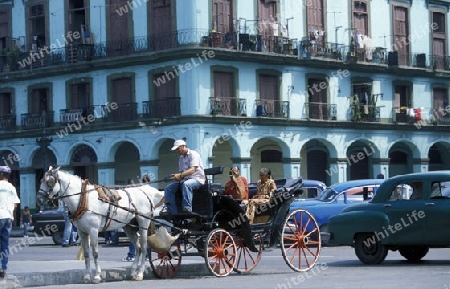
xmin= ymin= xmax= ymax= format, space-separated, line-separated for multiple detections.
xmin=224 ymin=166 xmax=248 ymax=200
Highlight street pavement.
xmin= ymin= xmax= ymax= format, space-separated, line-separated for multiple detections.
xmin=1 ymin=228 xmax=208 ymax=288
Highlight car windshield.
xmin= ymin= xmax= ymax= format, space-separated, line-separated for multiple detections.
xmin=317 ymin=188 xmax=339 ymax=202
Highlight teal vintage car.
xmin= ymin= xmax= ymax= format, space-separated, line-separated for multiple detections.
xmin=326 ymin=171 xmax=450 ymax=265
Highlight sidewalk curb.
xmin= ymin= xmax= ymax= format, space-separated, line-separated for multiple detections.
xmin=4 ymin=263 xmax=209 ymax=288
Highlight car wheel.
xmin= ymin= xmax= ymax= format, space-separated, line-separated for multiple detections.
xmin=399 ymin=246 xmax=429 ymax=262
xmin=354 ymin=233 xmax=388 ymax=265
xmin=52 ymin=231 xmax=64 ymax=245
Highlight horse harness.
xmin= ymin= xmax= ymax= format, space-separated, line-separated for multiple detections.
xmin=47 ymin=174 xmax=159 ymax=231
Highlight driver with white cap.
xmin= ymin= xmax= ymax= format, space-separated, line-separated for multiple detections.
xmin=163 ymin=140 xmax=205 ymax=214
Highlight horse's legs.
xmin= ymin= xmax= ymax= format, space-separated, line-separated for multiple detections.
xmin=135 ymin=221 xmax=150 ymax=281
xmin=79 ymin=231 xmax=92 ymax=283
xmin=89 ymin=232 xmax=102 ymax=283
xmin=123 ymin=225 xmax=141 ymax=280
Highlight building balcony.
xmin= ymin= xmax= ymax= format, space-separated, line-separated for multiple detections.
xmin=142 ymin=98 xmax=181 ymax=119
xmin=0 ymin=114 xmax=16 ymax=131
xmin=104 ymin=102 xmax=138 ymax=122
xmin=209 ymin=97 xmax=247 ymax=116
xmin=21 ymin=111 xmax=55 ymax=130
xmin=2 ymin=29 xmax=447 ymax=77
xmin=392 ymin=107 xmax=424 ymax=124
xmin=254 ymin=99 xmax=289 ymax=118
xmin=299 ymin=39 xmax=344 ymax=60
xmin=430 ymin=54 xmax=450 ymax=71
xmin=430 ymin=108 xmax=450 ymax=124
xmin=306 ymin=103 xmax=337 ymax=120
xmin=350 ymin=104 xmax=382 ymax=122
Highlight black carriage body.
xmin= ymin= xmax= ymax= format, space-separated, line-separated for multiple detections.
xmin=150 ymin=169 xmax=320 ymax=278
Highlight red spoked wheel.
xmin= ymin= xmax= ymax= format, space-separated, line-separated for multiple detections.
xmin=204 ymin=228 xmax=237 ymax=277
xmin=234 ymin=233 xmax=263 ymax=273
xmin=281 ymin=209 xmax=321 ymax=272
xmin=149 ymin=242 xmax=182 ymax=279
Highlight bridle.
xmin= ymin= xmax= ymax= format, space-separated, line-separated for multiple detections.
xmin=38 ymin=172 xmax=73 ymax=201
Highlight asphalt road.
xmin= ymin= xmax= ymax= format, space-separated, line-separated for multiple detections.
xmin=7 ymin=235 xmax=450 ymax=289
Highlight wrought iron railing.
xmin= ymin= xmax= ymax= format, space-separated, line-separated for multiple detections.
xmin=299 ymin=39 xmax=344 ymax=60
xmin=142 ymin=98 xmax=181 ymax=118
xmin=430 ymin=54 xmax=450 ymax=71
xmin=60 ymin=106 xmax=109 ymax=124
xmin=0 ymin=114 xmax=16 ymax=131
xmin=254 ymin=99 xmax=290 ymax=118
xmin=21 ymin=111 xmax=55 ymax=130
xmin=103 ymin=102 xmax=138 ymax=122
xmin=350 ymin=104 xmax=381 ymax=122
xmin=209 ymin=97 xmax=247 ymax=116
xmin=430 ymin=108 xmax=450 ymax=124
xmin=306 ymin=103 xmax=337 ymax=120
xmin=392 ymin=107 xmax=423 ymax=123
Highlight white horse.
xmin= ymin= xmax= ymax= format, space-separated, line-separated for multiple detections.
xmin=38 ymin=166 xmax=164 ymax=283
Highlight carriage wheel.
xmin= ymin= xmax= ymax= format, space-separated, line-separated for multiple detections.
xmin=204 ymin=228 xmax=237 ymax=277
xmin=234 ymin=233 xmax=263 ymax=273
xmin=280 ymin=209 xmax=321 ymax=272
xmin=149 ymin=242 xmax=182 ymax=279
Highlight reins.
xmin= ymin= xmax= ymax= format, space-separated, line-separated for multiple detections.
xmin=47 ymin=175 xmax=179 ymax=231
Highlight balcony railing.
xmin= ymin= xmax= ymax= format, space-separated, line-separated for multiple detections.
xmin=254 ymin=99 xmax=290 ymax=118
xmin=392 ymin=107 xmax=424 ymax=123
xmin=21 ymin=111 xmax=55 ymax=130
xmin=104 ymin=102 xmax=138 ymax=122
xmin=209 ymin=97 xmax=247 ymax=116
xmin=60 ymin=108 xmax=84 ymax=123
xmin=299 ymin=39 xmax=344 ymax=60
xmin=143 ymin=98 xmax=181 ymax=118
xmin=350 ymin=104 xmax=381 ymax=122
xmin=430 ymin=108 xmax=450 ymax=124
xmin=306 ymin=102 xmax=337 ymax=120
xmin=0 ymin=114 xmax=16 ymax=131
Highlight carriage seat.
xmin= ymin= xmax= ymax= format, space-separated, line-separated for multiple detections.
xmin=180 ymin=166 xmax=224 ymax=218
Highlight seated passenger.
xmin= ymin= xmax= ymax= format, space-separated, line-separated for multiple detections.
xmin=224 ymin=166 xmax=248 ymax=200
xmin=241 ymin=168 xmax=277 ymax=224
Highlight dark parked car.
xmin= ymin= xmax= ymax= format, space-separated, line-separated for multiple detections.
xmin=32 ymin=209 xmax=129 ymax=245
xmin=326 ymin=171 xmax=450 ymax=264
xmin=289 ymin=179 xmax=385 ymax=235
xmin=32 ymin=209 xmax=65 ymax=245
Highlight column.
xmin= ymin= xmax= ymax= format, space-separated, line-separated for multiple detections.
xmin=231 ymin=157 xmax=252 ymax=183
xmin=282 ymin=158 xmax=301 ymax=179
xmin=139 ymin=160 xmax=160 ymax=189
xmin=373 ymin=158 xmax=389 ymax=179
xmin=97 ymin=167 xmax=115 ymax=186
xmin=379 ymin=160 xmax=389 ymax=179
xmin=20 ymin=170 xmax=37 ymax=210
xmin=336 ymin=159 xmax=349 ymax=183
xmin=420 ymin=158 xmax=429 ymax=173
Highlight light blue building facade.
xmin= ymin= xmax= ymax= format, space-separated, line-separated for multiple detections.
xmin=0 ymin=0 xmax=449 ymax=215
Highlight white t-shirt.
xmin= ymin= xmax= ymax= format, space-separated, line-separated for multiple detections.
xmin=0 ymin=180 xmax=20 ymax=220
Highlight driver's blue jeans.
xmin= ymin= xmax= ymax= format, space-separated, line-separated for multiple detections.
xmin=164 ymin=179 xmax=202 ymax=214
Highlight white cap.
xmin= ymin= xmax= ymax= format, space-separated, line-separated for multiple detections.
xmin=171 ymin=139 xmax=186 ymax=151
xmin=0 ymin=166 xmax=11 ymax=174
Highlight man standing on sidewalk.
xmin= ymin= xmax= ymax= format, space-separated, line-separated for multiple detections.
xmin=0 ymin=166 xmax=20 ymax=278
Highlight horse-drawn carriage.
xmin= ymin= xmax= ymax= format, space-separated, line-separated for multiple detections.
xmin=37 ymin=166 xmax=321 ymax=283
xmin=148 ymin=166 xmax=322 ymax=278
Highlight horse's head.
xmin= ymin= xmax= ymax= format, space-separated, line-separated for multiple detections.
xmin=38 ymin=166 xmax=63 ymax=203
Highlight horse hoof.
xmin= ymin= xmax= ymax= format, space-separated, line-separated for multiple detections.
xmin=132 ymin=275 xmax=143 ymax=281
xmin=83 ymin=279 xmax=91 ymax=284
xmin=91 ymin=279 xmax=101 ymax=284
